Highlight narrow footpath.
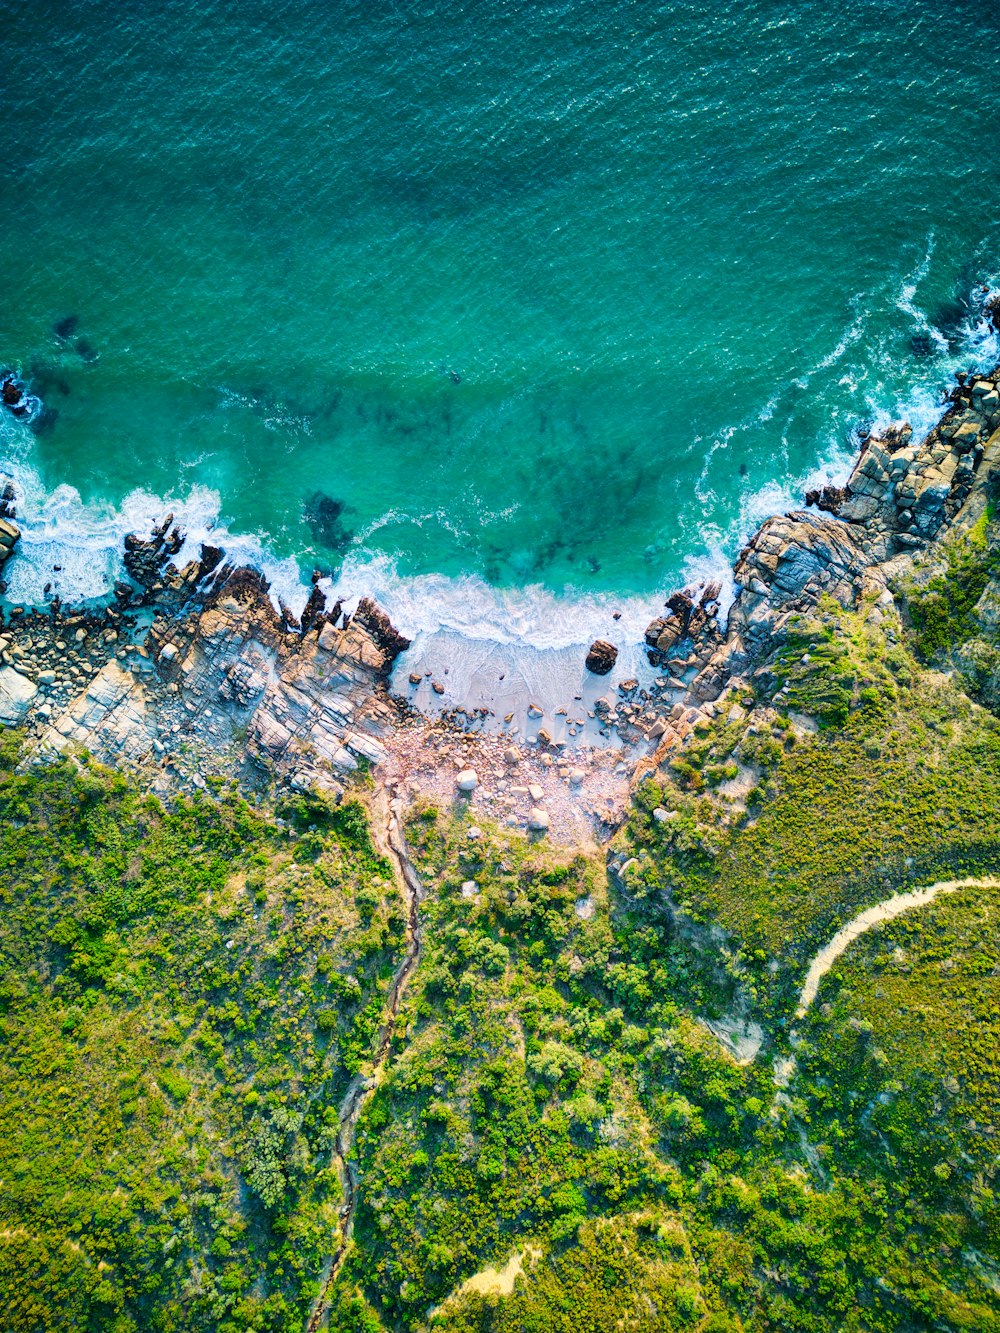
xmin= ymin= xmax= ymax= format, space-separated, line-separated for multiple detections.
xmin=306 ymin=786 xmax=424 ymax=1333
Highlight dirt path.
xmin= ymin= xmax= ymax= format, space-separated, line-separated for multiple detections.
xmin=305 ymin=785 xmax=424 ymax=1332
xmin=794 ymin=877 xmax=1000 ymax=1019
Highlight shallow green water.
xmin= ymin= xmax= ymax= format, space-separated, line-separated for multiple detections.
xmin=1 ymin=0 xmax=999 ymax=631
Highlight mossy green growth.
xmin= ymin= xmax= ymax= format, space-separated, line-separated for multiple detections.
xmin=0 ymin=737 xmax=402 ymax=1332
xmin=905 ymin=516 xmax=1000 ymax=660
xmin=792 ymin=882 xmax=1000 ymax=1330
xmin=423 ymin=1211 xmax=721 ymax=1333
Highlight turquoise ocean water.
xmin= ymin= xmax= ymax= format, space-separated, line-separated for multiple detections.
xmin=2 ymin=0 xmax=1000 ymax=660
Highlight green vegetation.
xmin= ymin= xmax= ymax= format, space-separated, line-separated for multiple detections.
xmin=792 ymin=882 xmax=1000 ymax=1331
xmin=6 ymin=519 xmax=1000 ymax=1331
xmin=906 ymin=516 xmax=999 ymax=661
xmin=0 ymin=737 xmax=404 ymax=1332
xmin=429 ymin=1212 xmax=720 ymax=1332
xmin=623 ymin=598 xmax=1000 ymax=1017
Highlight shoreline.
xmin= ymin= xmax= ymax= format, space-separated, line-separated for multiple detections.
xmin=1 ymin=356 xmax=999 ymax=844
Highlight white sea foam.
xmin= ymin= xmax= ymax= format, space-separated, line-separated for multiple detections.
xmin=0 ymin=459 xmax=306 ymax=613
xmin=2 ymin=274 xmax=998 ymax=728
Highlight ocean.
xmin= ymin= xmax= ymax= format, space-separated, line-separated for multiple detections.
xmin=2 ymin=0 xmax=1000 ymax=698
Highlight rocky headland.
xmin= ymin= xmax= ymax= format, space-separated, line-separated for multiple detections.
xmin=1 ymin=363 xmax=999 ymax=844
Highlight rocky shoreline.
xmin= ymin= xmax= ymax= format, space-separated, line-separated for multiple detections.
xmin=1 ymin=360 xmax=998 ymax=840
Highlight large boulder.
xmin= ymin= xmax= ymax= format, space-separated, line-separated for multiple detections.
xmin=585 ymin=639 xmax=618 ymax=675
xmin=0 ymin=666 xmax=37 ymax=725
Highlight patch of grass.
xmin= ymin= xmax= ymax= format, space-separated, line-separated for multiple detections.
xmin=0 ymin=746 xmax=404 ymax=1332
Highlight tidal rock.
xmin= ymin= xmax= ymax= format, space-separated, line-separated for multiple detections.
xmin=585 ymin=639 xmax=618 ymax=675
xmin=352 ymin=597 xmax=411 ymax=666
xmin=1 ymin=375 xmax=28 ymax=416
xmin=0 ymin=517 xmax=20 ymax=563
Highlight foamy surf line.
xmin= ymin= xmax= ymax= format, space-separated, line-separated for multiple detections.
xmin=2 ymin=280 xmax=998 ymax=731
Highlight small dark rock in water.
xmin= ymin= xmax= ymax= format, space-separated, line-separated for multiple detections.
xmin=2 ymin=375 xmax=26 ymax=413
xmin=987 ymin=293 xmax=1000 ymax=333
xmin=739 ymin=462 xmax=748 ymax=477
xmin=54 ymin=314 xmax=79 ymax=340
xmin=75 ymin=337 xmax=98 ymax=363
xmin=585 ymin=639 xmax=618 ymax=675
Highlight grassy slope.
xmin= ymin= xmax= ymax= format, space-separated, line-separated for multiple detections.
xmin=0 ymin=737 xmax=405 ymax=1333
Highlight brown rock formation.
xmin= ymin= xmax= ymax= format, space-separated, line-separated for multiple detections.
xmin=585 ymin=639 xmax=618 ymax=674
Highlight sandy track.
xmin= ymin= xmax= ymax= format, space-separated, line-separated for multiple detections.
xmin=795 ymin=877 xmax=1000 ymax=1019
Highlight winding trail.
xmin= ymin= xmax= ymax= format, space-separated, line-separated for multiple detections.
xmin=305 ymin=788 xmax=425 ymax=1333
xmin=794 ymin=877 xmax=1000 ymax=1020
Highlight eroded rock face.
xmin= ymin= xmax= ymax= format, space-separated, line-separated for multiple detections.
xmin=644 ymin=583 xmax=724 ymax=671
xmin=666 ymin=370 xmax=1000 ymax=713
xmin=0 ymin=499 xmax=409 ymax=802
xmin=805 ymin=374 xmax=1000 ymax=546
xmin=352 ymin=598 xmax=412 ymax=668
xmin=36 ymin=661 xmax=155 ymax=765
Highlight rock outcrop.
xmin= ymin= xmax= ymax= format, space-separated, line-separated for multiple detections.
xmin=0 ymin=495 xmax=409 ymax=801
xmin=667 ymin=369 xmax=1000 ymax=712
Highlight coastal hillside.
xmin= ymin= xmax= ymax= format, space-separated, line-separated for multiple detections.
xmin=2 ymin=367 xmax=1000 ymax=1331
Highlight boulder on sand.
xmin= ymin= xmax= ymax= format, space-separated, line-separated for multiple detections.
xmin=456 ymin=768 xmax=478 ymax=793
xmin=585 ymin=639 xmax=618 ymax=675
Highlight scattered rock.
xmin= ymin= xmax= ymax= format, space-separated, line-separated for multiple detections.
xmin=456 ymin=768 xmax=479 ymax=792
xmin=527 ymin=807 xmax=550 ymax=832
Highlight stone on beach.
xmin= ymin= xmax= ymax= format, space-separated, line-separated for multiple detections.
xmin=455 ymin=768 xmax=478 ymax=792
xmin=585 ymin=639 xmax=618 ymax=674
xmin=527 ymin=806 xmax=550 ymax=831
